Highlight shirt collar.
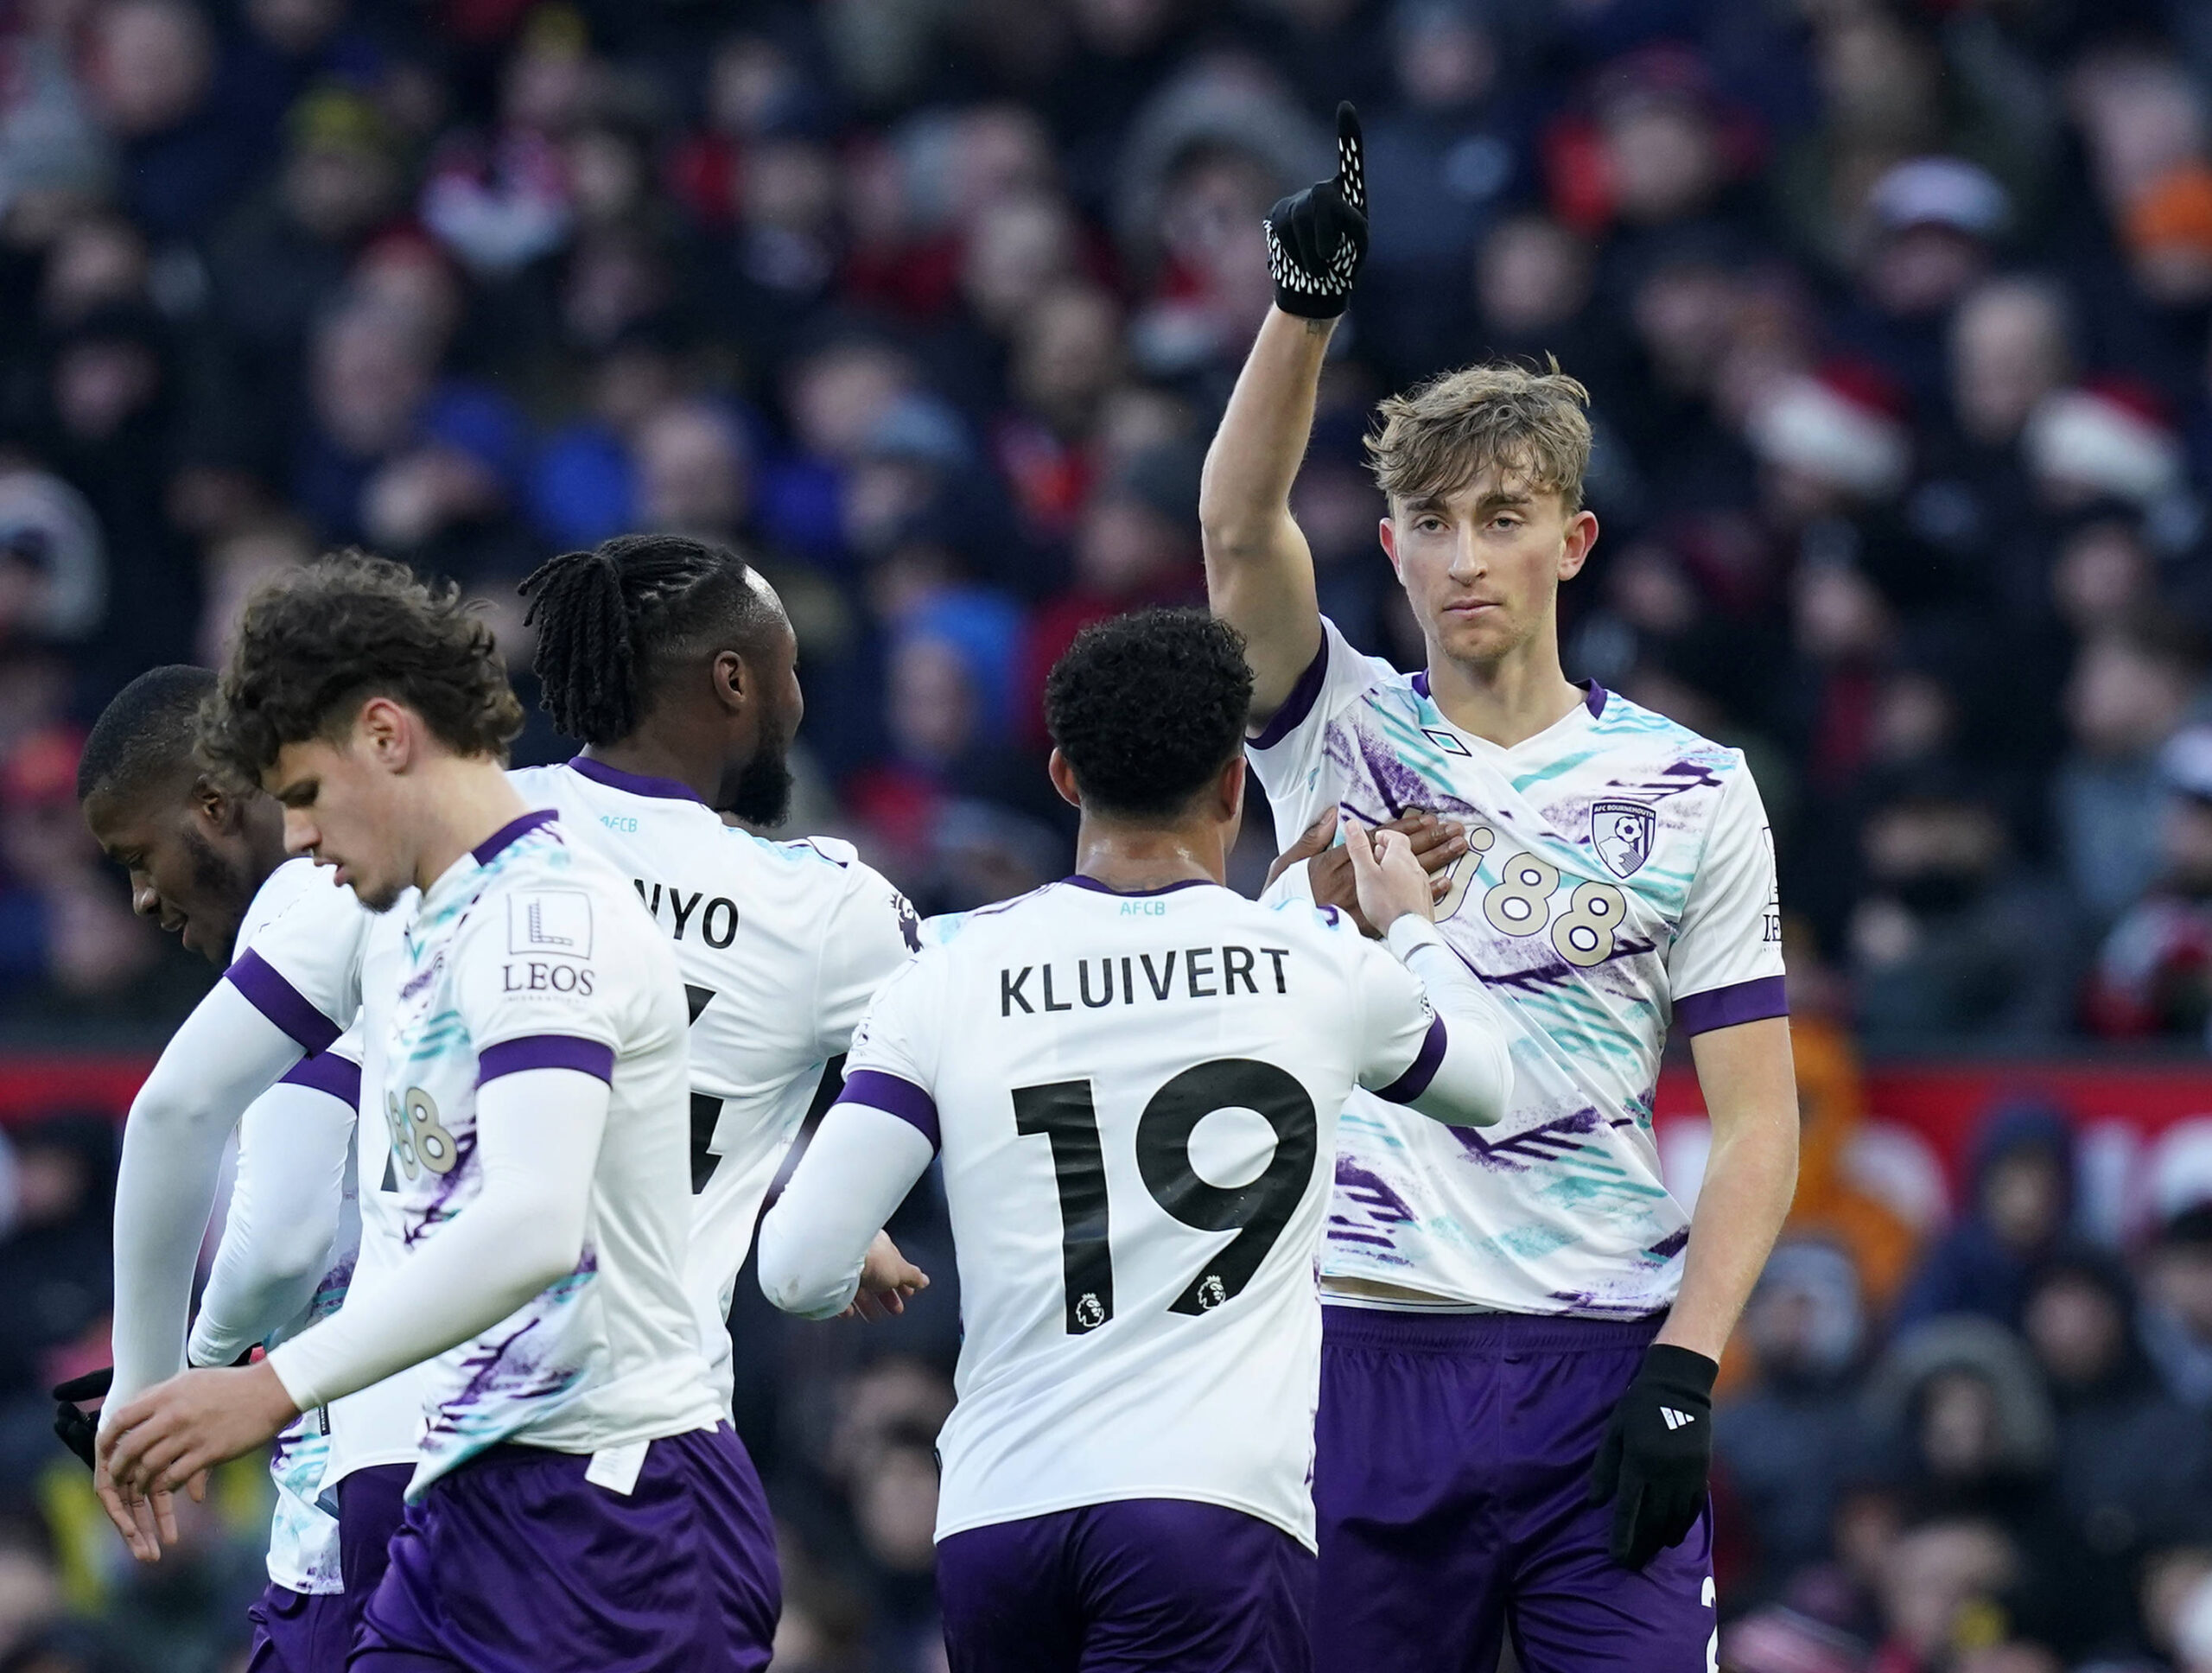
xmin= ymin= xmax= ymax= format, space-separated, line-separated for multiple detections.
xmin=566 ymin=754 xmax=706 ymax=806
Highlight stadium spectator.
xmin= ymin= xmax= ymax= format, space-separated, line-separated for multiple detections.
xmin=1894 ymin=1102 xmax=2075 ymax=1334
xmin=3 ymin=0 xmax=2212 ymax=1663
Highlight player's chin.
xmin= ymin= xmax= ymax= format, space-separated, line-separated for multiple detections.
xmin=1430 ymin=612 xmax=1520 ymax=665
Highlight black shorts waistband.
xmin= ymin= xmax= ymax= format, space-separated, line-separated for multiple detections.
xmin=1320 ymin=1304 xmax=1666 ymax=1357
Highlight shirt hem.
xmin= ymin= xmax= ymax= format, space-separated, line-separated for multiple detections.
xmin=935 ymin=1485 xmax=1317 ymax=1554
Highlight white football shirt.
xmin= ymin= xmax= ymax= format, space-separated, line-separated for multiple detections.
xmin=371 ymin=811 xmax=719 ymax=1491
xmin=1250 ymin=617 xmax=1787 ymax=1317
xmin=508 ymin=759 xmax=917 ymax=1409
xmin=842 ymin=877 xmax=1450 ymax=1549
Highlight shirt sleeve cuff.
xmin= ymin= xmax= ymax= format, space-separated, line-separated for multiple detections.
xmin=263 ymin=1339 xmax=325 ymax=1414
xmin=1673 ymin=976 xmax=1789 ymax=1036
xmin=476 ymin=1035 xmax=616 ymax=1085
xmin=1374 ymin=1015 xmax=1448 ymax=1104
xmin=279 ymin=1051 xmax=361 ymax=1109
xmin=225 ymin=951 xmax=343 ymax=1053
xmin=837 ymin=1070 xmax=939 ymax=1152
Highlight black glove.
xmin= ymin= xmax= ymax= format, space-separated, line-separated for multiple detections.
xmin=52 ymin=1366 xmax=112 ymax=1471
xmin=1586 ymin=1343 xmax=1716 ymax=1570
xmin=1265 ymin=102 xmax=1368 ymax=319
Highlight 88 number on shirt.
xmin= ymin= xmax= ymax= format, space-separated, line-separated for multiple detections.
xmin=1433 ymin=824 xmax=1628 ymax=968
xmin=1012 ymin=1059 xmax=1319 ymax=1334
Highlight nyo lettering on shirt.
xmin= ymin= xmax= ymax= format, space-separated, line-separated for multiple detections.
xmin=631 ymin=881 xmax=739 ymax=949
xmin=1000 ymin=946 xmax=1292 ymax=1016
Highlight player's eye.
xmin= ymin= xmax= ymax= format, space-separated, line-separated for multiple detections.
xmin=1415 ymin=516 xmax=1446 ymax=533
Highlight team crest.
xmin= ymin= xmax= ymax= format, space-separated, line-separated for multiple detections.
xmin=1592 ymin=800 xmax=1655 ymax=879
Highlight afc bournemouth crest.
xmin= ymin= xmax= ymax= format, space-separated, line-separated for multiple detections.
xmin=1592 ymin=800 xmax=1656 ymax=879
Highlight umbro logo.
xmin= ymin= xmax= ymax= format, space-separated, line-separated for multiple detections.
xmin=1661 ymin=1407 xmax=1698 ymax=1431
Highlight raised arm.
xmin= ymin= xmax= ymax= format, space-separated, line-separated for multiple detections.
xmin=1201 ymin=103 xmax=1367 ymax=722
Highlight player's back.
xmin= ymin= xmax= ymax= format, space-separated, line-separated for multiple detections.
xmin=507 ymin=760 xmax=916 ymax=1404
xmin=900 ymin=877 xmax=1402 ymax=1548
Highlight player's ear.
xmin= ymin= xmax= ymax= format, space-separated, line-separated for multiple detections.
xmin=194 ymin=773 xmax=240 ymax=834
xmin=356 ymin=696 xmax=413 ymax=772
xmin=1217 ymin=754 xmax=1247 ymax=826
xmin=1378 ymin=517 xmax=1403 ymax=581
xmin=710 ymin=648 xmax=747 ymax=715
xmin=1046 ymin=748 xmax=1083 ymax=811
xmin=1559 ymin=508 xmax=1598 ymax=581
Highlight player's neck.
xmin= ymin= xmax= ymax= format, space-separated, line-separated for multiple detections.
xmin=409 ymin=756 xmax=535 ymax=891
xmin=580 ymin=733 xmax=717 ymax=807
xmin=1425 ymin=626 xmax=1586 ymax=749
xmin=1072 ymin=817 xmax=1225 ymax=894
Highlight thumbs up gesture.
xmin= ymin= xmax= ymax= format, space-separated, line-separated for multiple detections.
xmin=1264 ymin=102 xmax=1369 ymax=320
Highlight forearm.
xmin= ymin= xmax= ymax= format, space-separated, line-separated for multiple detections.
xmin=188 ymin=1068 xmax=358 ymax=1368
xmin=1660 ymin=1019 xmax=1800 ymax=1360
xmin=759 ymin=1102 xmax=934 ymax=1319
xmin=266 ymin=1068 xmax=603 ymax=1410
xmin=1201 ymin=309 xmax=1335 ymax=544
xmin=111 ymin=985 xmax=308 ymax=1411
xmin=1384 ymin=918 xmax=1514 ymax=1126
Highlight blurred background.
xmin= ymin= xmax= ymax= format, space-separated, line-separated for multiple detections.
xmin=0 ymin=0 xmax=2205 ymax=1667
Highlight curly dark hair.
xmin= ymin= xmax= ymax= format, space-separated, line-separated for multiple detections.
xmin=518 ymin=533 xmax=779 ymax=745
xmin=200 ymin=552 xmax=525 ymax=783
xmin=1044 ymin=608 xmax=1253 ymax=818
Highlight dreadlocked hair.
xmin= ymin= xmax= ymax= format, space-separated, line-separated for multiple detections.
xmin=519 ymin=533 xmax=774 ymax=746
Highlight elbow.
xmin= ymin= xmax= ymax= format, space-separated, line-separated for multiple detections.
xmin=260 ymin=1235 xmax=332 ymax=1294
xmin=755 ymin=1211 xmax=849 ymax=1320
xmin=1197 ymin=470 xmax=1266 ymax=555
xmin=1412 ymin=1042 xmax=1514 ymax=1129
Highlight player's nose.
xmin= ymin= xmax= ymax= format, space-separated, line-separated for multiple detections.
xmin=282 ymin=807 xmax=319 ymax=857
xmin=130 ymin=880 xmax=159 ymax=918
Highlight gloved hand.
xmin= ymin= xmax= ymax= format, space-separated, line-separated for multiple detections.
xmin=1265 ymin=102 xmax=1368 ymax=319
xmin=52 ymin=1366 xmax=113 ymax=1470
xmin=1586 ymin=1343 xmax=1716 ymax=1569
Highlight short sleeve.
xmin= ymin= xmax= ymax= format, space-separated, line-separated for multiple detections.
xmin=224 ymin=871 xmax=371 ymax=1053
xmin=1667 ymin=758 xmax=1789 ymax=1035
xmin=837 ymin=953 xmax=945 ymax=1150
xmin=454 ymin=882 xmax=626 ymax=1085
xmin=1244 ymin=617 xmax=1393 ymax=848
xmin=1348 ymin=928 xmax=1446 ymax=1102
xmin=812 ymin=859 xmax=922 ymax=1060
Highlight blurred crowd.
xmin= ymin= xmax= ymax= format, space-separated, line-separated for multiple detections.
xmin=0 ymin=0 xmax=2202 ymax=1046
xmin=0 ymin=0 xmax=2204 ymax=1664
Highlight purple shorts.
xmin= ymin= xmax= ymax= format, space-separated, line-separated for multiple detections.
xmin=1312 ymin=1307 xmax=1715 ymax=1673
xmin=937 ymin=1498 xmax=1314 ymax=1673
xmin=352 ymin=1424 xmax=779 ymax=1673
xmin=338 ymin=1463 xmax=411 ymax=1653
xmin=247 ymin=1582 xmax=350 ymax=1673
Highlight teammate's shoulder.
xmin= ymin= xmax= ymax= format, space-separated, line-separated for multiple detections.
xmin=238 ymin=856 xmax=365 ymax=953
xmin=917 ymin=881 xmax=1064 ymax=951
xmin=504 ymin=763 xmax=563 ymax=799
xmin=1256 ymin=891 xmax=1366 ymax=945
